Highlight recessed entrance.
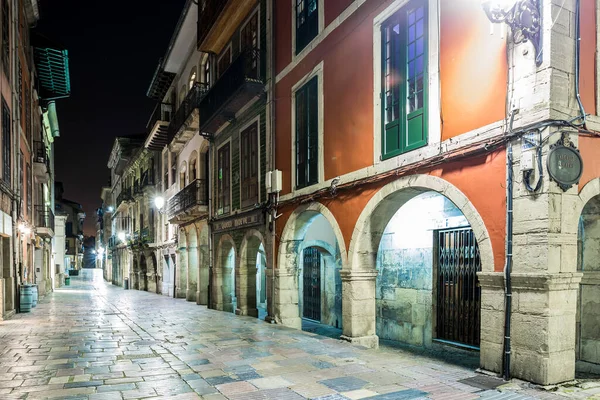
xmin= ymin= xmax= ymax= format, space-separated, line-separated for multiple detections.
xmin=302 ymin=247 xmax=321 ymax=321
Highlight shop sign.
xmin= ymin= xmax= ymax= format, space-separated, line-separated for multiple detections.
xmin=547 ymin=134 xmax=583 ymax=192
xmin=212 ymin=210 xmax=264 ymax=234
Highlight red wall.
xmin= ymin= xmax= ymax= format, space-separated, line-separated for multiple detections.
xmin=579 ymin=136 xmax=600 ymax=189
xmin=276 ymin=149 xmax=507 ymax=273
xmin=439 ymin=0 xmax=507 ymax=140
xmin=580 ymin=0 xmax=597 ymax=115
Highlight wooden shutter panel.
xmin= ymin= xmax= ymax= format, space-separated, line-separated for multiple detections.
xmin=307 ymin=77 xmax=318 ymax=185
xmin=296 ymin=88 xmax=307 ymax=188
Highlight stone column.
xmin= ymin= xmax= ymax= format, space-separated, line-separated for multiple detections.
xmin=272 ymin=268 xmax=301 ymax=329
xmin=236 ymin=260 xmax=258 ymax=317
xmin=176 ymin=246 xmax=188 ymax=299
xmin=478 ymin=272 xmax=506 ymax=375
xmin=187 ymin=245 xmax=198 ymax=303
xmin=198 ymin=245 xmax=209 ymax=305
xmin=340 ymin=270 xmax=379 ymax=349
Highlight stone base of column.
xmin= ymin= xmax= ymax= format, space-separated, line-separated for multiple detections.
xmin=175 ymin=288 xmax=186 ymax=299
xmin=340 ymin=334 xmax=379 ymax=349
xmin=236 ymin=307 xmax=258 ymax=317
xmin=186 ymin=288 xmax=197 ymax=302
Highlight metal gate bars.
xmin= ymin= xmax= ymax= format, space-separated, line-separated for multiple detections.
xmin=436 ymin=227 xmax=481 ymax=348
xmin=303 ymin=247 xmax=321 ymax=321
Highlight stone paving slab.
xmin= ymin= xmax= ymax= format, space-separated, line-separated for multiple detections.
xmin=0 ymin=272 xmax=580 ymax=399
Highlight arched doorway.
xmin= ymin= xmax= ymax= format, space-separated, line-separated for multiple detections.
xmin=375 ymin=191 xmax=480 ymax=348
xmin=276 ymin=203 xmax=345 ymax=331
xmin=239 ymin=230 xmax=267 ymax=319
xmin=347 ymin=175 xmax=495 ymax=349
xmin=576 ymin=188 xmax=600 ymax=376
xmin=187 ymin=227 xmax=199 ymax=302
xmin=140 ymin=254 xmax=148 ymax=292
xmin=214 ymin=235 xmax=236 ymax=313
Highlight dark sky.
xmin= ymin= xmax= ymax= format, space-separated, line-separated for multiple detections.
xmin=35 ymin=0 xmax=186 ymax=236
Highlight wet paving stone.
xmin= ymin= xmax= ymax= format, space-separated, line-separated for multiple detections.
xmin=0 ymin=271 xmax=569 ymax=399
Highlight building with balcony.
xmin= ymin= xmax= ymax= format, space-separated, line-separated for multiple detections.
xmin=144 ymin=0 xmax=271 ymax=315
xmin=55 ymin=182 xmax=84 ymax=275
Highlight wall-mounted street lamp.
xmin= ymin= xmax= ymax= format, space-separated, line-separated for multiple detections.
xmin=154 ymin=196 xmax=165 ymax=214
xmin=482 ymin=0 xmax=543 ymax=66
xmin=117 ymin=231 xmax=127 ymax=243
xmin=107 ymin=206 xmax=114 ymax=213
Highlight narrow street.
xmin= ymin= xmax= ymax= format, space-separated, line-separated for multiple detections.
xmin=0 ymin=270 xmax=569 ymax=400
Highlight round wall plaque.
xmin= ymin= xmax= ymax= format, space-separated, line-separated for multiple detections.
xmin=547 ymin=143 xmax=583 ymax=191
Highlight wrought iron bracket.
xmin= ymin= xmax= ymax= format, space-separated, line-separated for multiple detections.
xmin=483 ymin=0 xmax=543 ymax=66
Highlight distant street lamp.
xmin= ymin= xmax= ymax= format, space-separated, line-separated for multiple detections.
xmin=118 ymin=232 xmax=127 ymax=243
xmin=107 ymin=206 xmax=114 ymax=212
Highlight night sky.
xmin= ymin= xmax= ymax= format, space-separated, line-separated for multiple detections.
xmin=35 ymin=0 xmax=186 ymax=236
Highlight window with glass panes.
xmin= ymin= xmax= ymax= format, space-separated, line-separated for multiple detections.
xmin=1 ymin=0 xmax=8 ymax=76
xmin=296 ymin=0 xmax=318 ymax=54
xmin=217 ymin=46 xmax=231 ymax=78
xmin=241 ymin=11 xmax=259 ymax=78
xmin=217 ymin=143 xmax=230 ymax=215
xmin=295 ymin=76 xmax=318 ymax=189
xmin=203 ymin=57 xmax=211 ymax=87
xmin=170 ymin=153 xmax=177 ymax=187
xmin=240 ymin=122 xmax=258 ymax=207
xmin=2 ymin=98 xmax=9 ymax=183
xmin=381 ymin=1 xmax=427 ymax=160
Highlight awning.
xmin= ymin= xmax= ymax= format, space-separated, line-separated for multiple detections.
xmin=32 ymin=33 xmax=71 ymax=101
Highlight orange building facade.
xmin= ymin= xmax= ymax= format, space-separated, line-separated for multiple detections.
xmin=268 ymin=0 xmax=600 ymax=385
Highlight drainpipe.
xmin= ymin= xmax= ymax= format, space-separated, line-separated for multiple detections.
xmin=11 ymin=0 xmax=21 ymax=312
xmin=267 ymin=0 xmax=277 ymax=323
xmin=207 ymin=138 xmax=213 ymax=308
xmin=503 ymin=141 xmax=514 ymax=380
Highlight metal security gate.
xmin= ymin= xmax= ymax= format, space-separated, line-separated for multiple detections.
xmin=436 ymin=227 xmax=481 ymax=348
xmin=303 ymin=247 xmax=321 ymax=321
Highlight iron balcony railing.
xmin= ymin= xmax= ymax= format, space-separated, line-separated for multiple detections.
xmin=35 ymin=205 xmax=54 ymax=232
xmin=197 ymin=0 xmax=227 ymax=49
xmin=108 ymin=235 xmax=117 ymax=248
xmin=167 ymin=82 xmax=209 ymax=140
xmin=117 ymin=188 xmax=132 ymax=206
xmin=199 ymin=48 xmax=263 ymax=133
xmin=33 ymin=141 xmax=50 ymax=169
xmin=134 ymin=172 xmax=155 ymax=195
xmin=146 ymin=102 xmax=172 ymax=133
xmin=167 ymin=179 xmax=208 ymax=219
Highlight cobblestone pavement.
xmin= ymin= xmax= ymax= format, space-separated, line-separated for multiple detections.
xmin=0 ymin=270 xmax=586 ymax=399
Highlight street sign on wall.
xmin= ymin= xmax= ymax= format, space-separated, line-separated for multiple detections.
xmin=547 ymin=134 xmax=583 ymax=192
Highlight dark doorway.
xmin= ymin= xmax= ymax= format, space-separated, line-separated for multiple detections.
xmin=435 ymin=227 xmax=481 ymax=348
xmin=302 ymin=247 xmax=321 ymax=321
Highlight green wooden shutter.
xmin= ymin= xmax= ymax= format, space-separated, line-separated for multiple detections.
xmin=404 ymin=2 xmax=428 ymax=152
xmin=295 ymin=88 xmax=307 ymax=188
xmin=307 ymin=77 xmax=318 ymax=185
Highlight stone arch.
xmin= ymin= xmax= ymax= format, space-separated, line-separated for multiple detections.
xmin=348 ymin=174 xmax=494 ymax=273
xmin=187 ymin=226 xmax=199 ymax=303
xmin=239 ymin=229 xmax=266 ymax=318
xmin=575 ymin=178 xmax=600 ymax=375
xmin=276 ymin=202 xmax=347 ymax=329
xmin=197 ymin=224 xmax=209 ymax=305
xmin=213 ymin=234 xmax=236 ymax=312
xmin=341 ymin=174 xmax=495 ymax=348
xmin=176 ymin=228 xmax=188 ymax=299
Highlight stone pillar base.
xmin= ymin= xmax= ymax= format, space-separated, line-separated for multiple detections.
xmin=341 ymin=334 xmax=379 ymax=349
xmin=236 ymin=307 xmax=258 ymax=317
xmin=186 ymin=289 xmax=197 ymax=302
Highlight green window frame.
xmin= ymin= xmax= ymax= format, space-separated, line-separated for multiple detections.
xmin=296 ymin=0 xmax=318 ymax=54
xmin=381 ymin=1 xmax=428 ymax=160
xmin=295 ymin=76 xmax=318 ymax=189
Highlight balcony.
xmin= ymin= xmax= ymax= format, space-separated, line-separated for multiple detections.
xmin=141 ymin=227 xmax=152 ymax=244
xmin=197 ymin=0 xmax=257 ymax=54
xmin=108 ymin=235 xmax=117 ymax=249
xmin=134 ymin=172 xmax=155 ymax=196
xmin=116 ymin=188 xmax=133 ymax=209
xmin=167 ymin=179 xmax=208 ymax=223
xmin=35 ymin=205 xmax=54 ymax=239
xmin=33 ymin=141 xmax=50 ymax=180
xmin=167 ymin=83 xmax=208 ymax=146
xmin=145 ymin=103 xmax=172 ymax=151
xmin=199 ymin=49 xmax=265 ymax=135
